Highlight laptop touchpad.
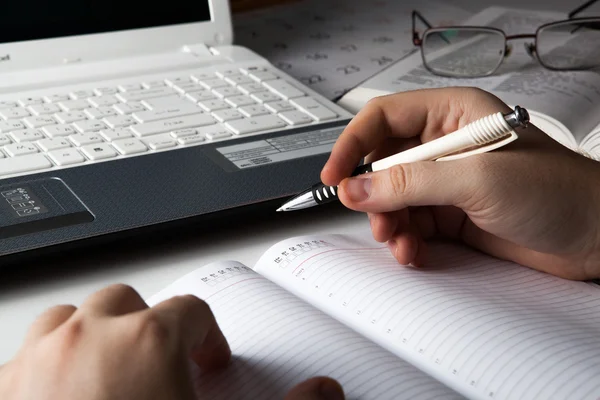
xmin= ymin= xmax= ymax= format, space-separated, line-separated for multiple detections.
xmin=0 ymin=178 xmax=94 ymax=239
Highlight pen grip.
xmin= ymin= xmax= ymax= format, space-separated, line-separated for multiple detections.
xmin=313 ymin=163 xmax=373 ymax=205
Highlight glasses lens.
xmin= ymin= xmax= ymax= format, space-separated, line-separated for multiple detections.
xmin=422 ymin=28 xmax=505 ymax=77
xmin=537 ymin=18 xmax=600 ymax=70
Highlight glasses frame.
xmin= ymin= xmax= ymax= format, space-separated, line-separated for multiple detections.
xmin=412 ymin=3 xmax=600 ymax=78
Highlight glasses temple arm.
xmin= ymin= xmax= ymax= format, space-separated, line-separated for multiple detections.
xmin=411 ymin=10 xmax=450 ymax=45
xmin=568 ymin=0 xmax=598 ymax=18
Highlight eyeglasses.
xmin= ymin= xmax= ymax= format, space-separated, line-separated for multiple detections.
xmin=412 ymin=0 xmax=600 ymax=78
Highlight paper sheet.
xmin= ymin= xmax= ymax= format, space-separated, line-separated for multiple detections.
xmin=233 ymin=0 xmax=471 ymax=100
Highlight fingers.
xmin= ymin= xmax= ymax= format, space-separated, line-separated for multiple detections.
xmin=150 ymin=295 xmax=231 ymax=371
xmin=338 ymin=159 xmax=474 ymax=213
xmin=25 ymin=304 xmax=77 ymax=341
xmin=284 ymin=377 xmax=345 ymax=400
xmin=79 ymin=284 xmax=148 ymax=316
xmin=321 ymin=87 xmax=510 ymax=186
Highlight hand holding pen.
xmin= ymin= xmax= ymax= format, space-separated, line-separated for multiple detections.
xmin=284 ymin=88 xmax=600 ymax=280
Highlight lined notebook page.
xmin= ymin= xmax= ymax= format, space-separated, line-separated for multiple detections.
xmin=147 ymin=261 xmax=461 ymax=399
xmin=255 ymin=234 xmax=600 ymax=400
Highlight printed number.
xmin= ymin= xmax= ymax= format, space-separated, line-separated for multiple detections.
xmin=402 ymin=338 xmax=408 ymax=343
xmin=289 ymin=246 xmax=297 ymax=251
xmin=435 ymin=359 xmax=441 ymax=364
xmin=386 ymin=328 xmax=392 ymax=334
xmin=218 ymin=270 xmax=226 ymax=274
xmin=342 ymin=301 xmax=348 ymax=307
xmin=418 ymin=348 xmax=424 ymax=354
xmin=201 ymin=277 xmax=209 ymax=282
xmin=452 ymin=369 xmax=458 ymax=375
xmin=470 ymin=381 xmax=476 ymax=387
xmin=371 ymin=319 xmax=376 ymax=324
xmin=356 ymin=310 xmax=361 ymax=315
xmin=328 ymin=293 xmax=334 ymax=298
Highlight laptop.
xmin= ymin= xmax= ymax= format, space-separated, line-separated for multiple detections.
xmin=0 ymin=0 xmax=353 ymax=264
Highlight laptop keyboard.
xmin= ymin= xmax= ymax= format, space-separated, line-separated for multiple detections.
xmin=0 ymin=66 xmax=342 ymax=179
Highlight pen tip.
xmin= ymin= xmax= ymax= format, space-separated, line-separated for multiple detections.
xmin=276 ymin=207 xmax=283 ymax=212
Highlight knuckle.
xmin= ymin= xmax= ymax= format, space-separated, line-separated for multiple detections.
xmin=105 ymin=283 xmax=137 ymax=296
xmin=56 ymin=318 xmax=85 ymax=348
xmin=134 ymin=313 xmax=170 ymax=347
xmin=388 ymin=164 xmax=411 ymax=198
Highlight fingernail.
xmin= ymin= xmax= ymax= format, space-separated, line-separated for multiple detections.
xmin=344 ymin=177 xmax=371 ymax=202
xmin=387 ymin=240 xmax=397 ymax=259
xmin=319 ymin=380 xmax=345 ymax=400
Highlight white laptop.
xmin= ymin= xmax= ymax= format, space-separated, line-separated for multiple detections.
xmin=0 ymin=0 xmax=353 ymax=264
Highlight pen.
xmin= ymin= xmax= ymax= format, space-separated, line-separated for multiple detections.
xmin=277 ymin=105 xmax=530 ymax=212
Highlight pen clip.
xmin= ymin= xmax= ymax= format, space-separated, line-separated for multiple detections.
xmin=435 ymin=130 xmax=519 ymax=162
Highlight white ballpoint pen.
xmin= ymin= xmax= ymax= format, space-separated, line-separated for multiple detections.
xmin=276 ymin=105 xmax=530 ymax=212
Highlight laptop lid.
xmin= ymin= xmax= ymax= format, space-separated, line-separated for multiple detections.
xmin=0 ymin=0 xmax=233 ymax=73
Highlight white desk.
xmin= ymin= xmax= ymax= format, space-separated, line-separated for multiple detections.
xmin=0 ymin=204 xmax=366 ymax=363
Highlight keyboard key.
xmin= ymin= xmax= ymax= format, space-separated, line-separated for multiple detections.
xmin=0 ymin=107 xmax=31 ymax=119
xmin=225 ymin=95 xmax=256 ymax=108
xmin=170 ymin=128 xmax=198 ymax=138
xmin=165 ymin=76 xmax=192 ymax=86
xmin=278 ymin=110 xmax=313 ymax=125
xmin=69 ymin=133 xmax=104 ymax=147
xmin=23 ymin=116 xmax=57 ymax=128
xmin=224 ymin=74 xmax=255 ymax=86
xmin=10 ymin=129 xmax=46 ymax=143
xmin=28 ymin=103 xmax=61 ymax=115
xmin=0 ymin=120 xmax=27 ymax=133
xmin=4 ymin=142 xmax=39 ymax=157
xmin=142 ymin=80 xmax=166 ymax=89
xmin=143 ymin=133 xmax=177 ymax=150
xmin=100 ymin=128 xmax=134 ymax=141
xmin=224 ymin=114 xmax=287 ymax=135
xmin=43 ymin=124 xmax=77 ymax=138
xmin=251 ymin=91 xmax=282 ymax=103
xmin=237 ymin=83 xmax=266 ymax=95
xmin=94 ymin=87 xmax=119 ymax=95
xmin=191 ymin=72 xmax=214 ymax=82
xmin=116 ymin=87 xmax=175 ymax=102
xmin=239 ymin=105 xmax=271 ymax=118
xmin=0 ymin=150 xmax=5 ymax=158
xmin=203 ymin=125 xmax=232 ymax=140
xmin=0 ymin=134 xmax=12 ymax=146
xmin=197 ymin=79 xmax=230 ymax=89
xmin=70 ymin=90 xmax=95 ymax=99
xmin=0 ymin=153 xmax=52 ymax=176
xmin=0 ymin=101 xmax=18 ymax=109
xmin=18 ymin=97 xmax=44 ymax=106
xmin=43 ymin=94 xmax=70 ymax=103
xmin=54 ymin=111 xmax=87 ymax=124
xmin=84 ymin=107 xmax=118 ymax=119
xmin=290 ymin=97 xmax=338 ymax=121
xmin=248 ymin=70 xmax=279 ymax=82
xmin=263 ymin=80 xmax=305 ymax=100
xmin=112 ymin=138 xmax=148 ymax=155
xmin=211 ymin=109 xmax=244 ymax=122
xmin=47 ymin=148 xmax=85 ymax=166
xmin=37 ymin=138 xmax=72 ymax=152
xmin=58 ymin=99 xmax=91 ymax=111
xmin=185 ymin=91 xmax=217 ymax=103
xmin=81 ymin=143 xmax=117 ymax=160
xmin=215 ymin=69 xmax=239 ymax=78
xmin=172 ymin=82 xmax=202 ymax=94
xmin=212 ymin=86 xmax=241 ymax=98
xmin=130 ymin=114 xmax=215 ymax=137
xmin=118 ymin=83 xmax=143 ymax=92
xmin=73 ymin=120 xmax=108 ymax=133
xmin=88 ymin=95 xmax=119 ymax=107
xmin=103 ymin=115 xmax=137 ymax=128
xmin=177 ymin=134 xmax=206 ymax=145
xmin=132 ymin=103 xmax=202 ymax=123
xmin=141 ymin=96 xmax=185 ymax=110
xmin=198 ymin=99 xmax=230 ymax=112
xmin=264 ymin=100 xmax=296 ymax=113
xmin=113 ymin=102 xmax=146 ymax=115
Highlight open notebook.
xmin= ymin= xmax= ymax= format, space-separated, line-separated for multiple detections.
xmin=148 ymin=230 xmax=600 ymax=400
xmin=337 ymin=7 xmax=600 ymax=159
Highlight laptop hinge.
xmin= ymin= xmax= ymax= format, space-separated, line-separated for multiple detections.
xmin=182 ymin=43 xmax=213 ymax=58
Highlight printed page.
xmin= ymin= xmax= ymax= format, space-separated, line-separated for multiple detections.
xmin=147 ymin=260 xmax=462 ymax=399
xmin=255 ymin=233 xmax=600 ymax=400
xmin=234 ymin=0 xmax=470 ymax=100
xmin=340 ymin=7 xmax=600 ymax=146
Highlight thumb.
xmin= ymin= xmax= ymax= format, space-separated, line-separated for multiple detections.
xmin=338 ymin=159 xmax=476 ymax=213
xmin=284 ymin=377 xmax=345 ymax=400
